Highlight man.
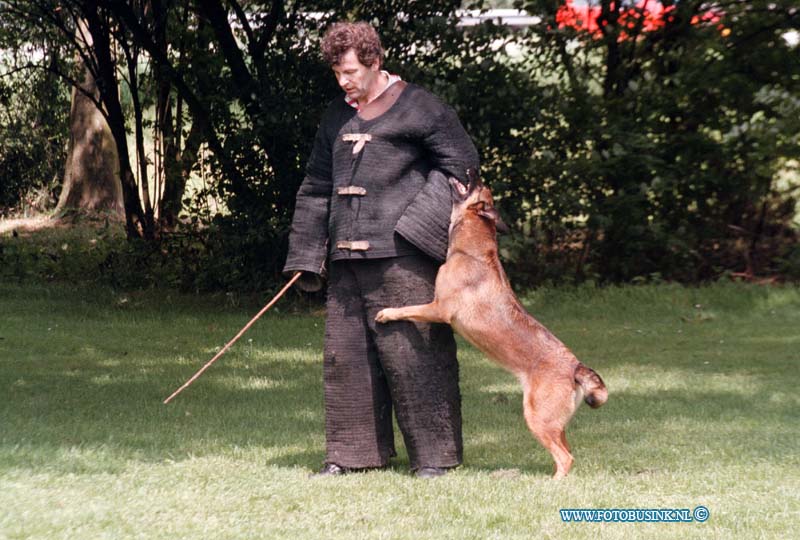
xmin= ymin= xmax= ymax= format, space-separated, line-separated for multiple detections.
xmin=283 ymin=21 xmax=479 ymax=478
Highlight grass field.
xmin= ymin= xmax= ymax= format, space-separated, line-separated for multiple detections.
xmin=1 ymin=282 xmax=798 ymax=539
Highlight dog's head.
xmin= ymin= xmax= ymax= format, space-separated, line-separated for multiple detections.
xmin=449 ymin=168 xmax=509 ymax=234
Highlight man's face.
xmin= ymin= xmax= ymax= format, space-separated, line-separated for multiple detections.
xmin=332 ymin=49 xmax=380 ymax=104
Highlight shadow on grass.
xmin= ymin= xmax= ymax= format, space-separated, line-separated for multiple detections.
xmin=458 ymin=354 xmax=798 ymax=475
xmin=2 ymin=282 xmax=798 ymax=478
xmin=16 ymin=341 xmax=379 ymax=467
xmin=3 ymin=343 xmax=796 ymax=478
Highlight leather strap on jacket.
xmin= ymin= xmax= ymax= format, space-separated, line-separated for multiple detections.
xmin=337 ymin=186 xmax=367 ymax=196
xmin=336 ymin=241 xmax=370 ymax=251
xmin=358 ymin=81 xmax=408 ymax=121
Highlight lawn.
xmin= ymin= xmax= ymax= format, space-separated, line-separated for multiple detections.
xmin=1 ymin=282 xmax=798 ymax=539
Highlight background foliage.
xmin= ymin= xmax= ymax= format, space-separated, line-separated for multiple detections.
xmin=0 ymin=22 xmax=70 ymax=215
xmin=0 ymin=0 xmax=798 ymax=290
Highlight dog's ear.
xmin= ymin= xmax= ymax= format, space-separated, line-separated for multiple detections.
xmin=476 ymin=206 xmax=504 ymax=228
xmin=472 ymin=202 xmax=510 ymax=233
xmin=466 ymin=168 xmax=482 ymax=193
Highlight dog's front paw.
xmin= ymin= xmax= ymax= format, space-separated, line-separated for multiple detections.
xmin=375 ymin=308 xmax=395 ymax=323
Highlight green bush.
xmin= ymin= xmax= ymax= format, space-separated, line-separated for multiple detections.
xmin=0 ymin=56 xmax=69 ymax=214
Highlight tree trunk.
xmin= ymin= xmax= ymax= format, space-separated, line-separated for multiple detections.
xmin=82 ymin=2 xmax=152 ymax=239
xmin=154 ymin=0 xmax=183 ymax=228
xmin=55 ymin=36 xmax=124 ymax=219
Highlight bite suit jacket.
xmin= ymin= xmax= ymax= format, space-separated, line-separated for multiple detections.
xmin=283 ymin=82 xmax=480 ymax=278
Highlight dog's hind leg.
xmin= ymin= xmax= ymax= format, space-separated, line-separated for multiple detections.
xmin=522 ymin=384 xmax=575 ymax=479
xmin=375 ymin=302 xmax=447 ymax=324
xmin=560 ymin=431 xmax=571 ymax=454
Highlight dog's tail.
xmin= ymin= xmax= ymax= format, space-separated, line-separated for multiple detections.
xmin=574 ymin=364 xmax=608 ymax=408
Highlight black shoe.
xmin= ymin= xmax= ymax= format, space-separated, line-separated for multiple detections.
xmin=311 ymin=463 xmax=350 ymax=477
xmin=415 ymin=466 xmax=451 ymax=479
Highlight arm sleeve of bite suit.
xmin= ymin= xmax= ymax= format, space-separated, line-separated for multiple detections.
xmin=283 ymin=112 xmax=334 ymax=280
xmin=395 ymin=103 xmax=479 ymax=261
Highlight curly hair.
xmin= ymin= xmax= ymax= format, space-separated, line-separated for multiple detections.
xmin=321 ymin=22 xmax=384 ymax=68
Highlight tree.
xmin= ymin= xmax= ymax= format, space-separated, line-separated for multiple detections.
xmin=1 ymin=0 xmax=797 ymax=287
xmin=55 ymin=17 xmax=123 ymax=218
xmin=506 ymin=0 xmax=800 ymax=282
xmin=2 ymin=0 xmax=153 ymax=237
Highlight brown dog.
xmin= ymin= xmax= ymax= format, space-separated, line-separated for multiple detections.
xmin=376 ymin=170 xmax=607 ymax=478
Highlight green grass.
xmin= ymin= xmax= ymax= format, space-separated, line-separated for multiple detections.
xmin=1 ymin=282 xmax=798 ymax=539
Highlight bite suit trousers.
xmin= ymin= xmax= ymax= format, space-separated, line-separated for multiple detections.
xmin=323 ymin=254 xmax=462 ymax=470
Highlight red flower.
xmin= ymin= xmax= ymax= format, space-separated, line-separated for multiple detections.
xmin=555 ymin=1 xmax=723 ymax=41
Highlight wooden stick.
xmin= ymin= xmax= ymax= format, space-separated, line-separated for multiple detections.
xmin=163 ymin=271 xmax=303 ymax=404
